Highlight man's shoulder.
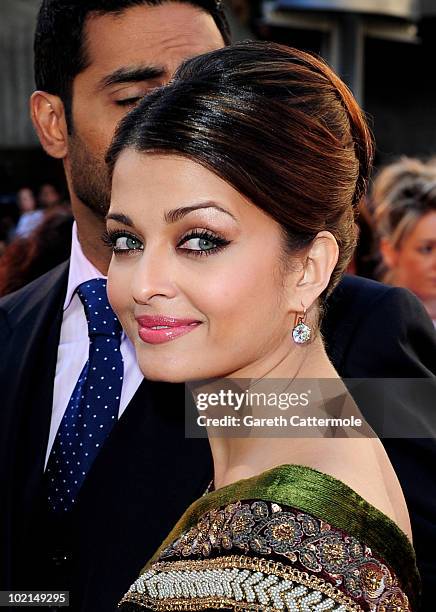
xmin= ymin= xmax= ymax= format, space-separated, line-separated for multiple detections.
xmin=0 ymin=260 xmax=69 ymax=330
xmin=328 ymin=274 xmax=424 ymax=324
xmin=332 ymin=274 xmax=400 ymax=307
xmin=324 ymin=274 xmax=436 ymax=377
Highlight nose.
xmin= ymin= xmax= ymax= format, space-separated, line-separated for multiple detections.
xmin=131 ymin=246 xmax=178 ymax=305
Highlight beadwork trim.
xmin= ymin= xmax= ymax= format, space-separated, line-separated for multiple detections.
xmin=147 ymin=464 xmax=418 ymax=600
xmin=156 ymin=500 xmax=410 ymax=610
xmin=120 ymin=483 xmax=416 ymax=611
xmin=119 ymin=555 xmax=363 ymax=611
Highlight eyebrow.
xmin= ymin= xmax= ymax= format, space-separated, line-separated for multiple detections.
xmin=164 ymin=203 xmax=237 ymax=224
xmin=106 ymin=204 xmax=237 ymax=227
xmin=106 ymin=213 xmax=134 ymax=226
xmin=98 ymin=65 xmax=166 ymax=90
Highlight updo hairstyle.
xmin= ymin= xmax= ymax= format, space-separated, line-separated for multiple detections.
xmin=107 ymin=41 xmax=374 ymax=299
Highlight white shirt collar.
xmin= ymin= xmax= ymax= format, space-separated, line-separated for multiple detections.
xmin=63 ymin=222 xmax=107 ymax=310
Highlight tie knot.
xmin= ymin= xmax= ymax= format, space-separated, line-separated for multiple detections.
xmin=77 ymin=278 xmax=122 ymax=338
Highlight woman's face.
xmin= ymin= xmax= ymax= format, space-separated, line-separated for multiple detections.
xmin=18 ymin=188 xmax=36 ymax=212
xmin=107 ymin=152 xmax=300 ymax=382
xmin=391 ymin=211 xmax=436 ymax=305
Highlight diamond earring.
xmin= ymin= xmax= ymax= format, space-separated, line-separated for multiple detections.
xmin=292 ymin=307 xmax=311 ymax=344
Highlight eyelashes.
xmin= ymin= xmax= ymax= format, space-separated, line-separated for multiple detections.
xmin=177 ymin=229 xmax=230 ymax=257
xmin=102 ymin=228 xmax=231 ymax=257
xmin=102 ymin=229 xmax=143 ymax=255
xmin=114 ymin=97 xmax=143 ymax=107
xmin=101 ymin=229 xmax=116 ymax=249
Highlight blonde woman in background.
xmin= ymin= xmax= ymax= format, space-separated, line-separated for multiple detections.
xmin=372 ymin=157 xmax=436 ymax=326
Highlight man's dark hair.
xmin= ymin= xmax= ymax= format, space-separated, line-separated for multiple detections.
xmin=34 ymin=0 xmax=231 ymax=124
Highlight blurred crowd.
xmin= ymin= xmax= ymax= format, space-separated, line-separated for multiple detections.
xmin=0 ymin=156 xmax=435 ymax=326
xmin=353 ymin=156 xmax=436 ymax=326
xmin=0 ymin=183 xmax=73 ymax=295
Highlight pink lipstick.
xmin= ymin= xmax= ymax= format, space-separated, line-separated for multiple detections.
xmin=136 ymin=315 xmax=201 ymax=345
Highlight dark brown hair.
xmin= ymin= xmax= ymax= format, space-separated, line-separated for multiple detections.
xmin=107 ymin=41 xmax=373 ymax=297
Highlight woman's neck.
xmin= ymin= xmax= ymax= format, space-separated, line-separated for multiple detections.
xmin=205 ymin=337 xmax=343 ymax=490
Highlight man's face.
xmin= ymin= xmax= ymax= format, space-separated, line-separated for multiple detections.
xmin=67 ymin=2 xmax=225 ymax=218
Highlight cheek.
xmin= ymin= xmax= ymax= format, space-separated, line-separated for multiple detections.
xmin=90 ymin=121 xmax=114 ymax=158
xmin=398 ymin=251 xmax=427 ymax=279
xmin=107 ymin=259 xmax=133 ymax=322
xmin=73 ymin=101 xmax=120 ymax=156
xmin=394 ymin=251 xmax=432 ymax=298
xmin=184 ymin=251 xmax=285 ymax=334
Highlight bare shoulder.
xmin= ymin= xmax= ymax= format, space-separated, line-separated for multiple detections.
xmin=289 ymin=437 xmax=413 ymax=542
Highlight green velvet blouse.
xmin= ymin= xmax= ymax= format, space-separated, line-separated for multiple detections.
xmin=119 ymin=464 xmax=420 ymax=611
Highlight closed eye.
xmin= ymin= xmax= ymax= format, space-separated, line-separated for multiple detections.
xmin=115 ymin=97 xmax=143 ymax=107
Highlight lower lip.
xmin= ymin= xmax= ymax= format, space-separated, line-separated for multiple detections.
xmin=138 ymin=323 xmax=200 ymax=345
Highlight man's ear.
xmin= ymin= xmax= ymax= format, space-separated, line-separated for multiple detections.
xmin=287 ymin=231 xmax=339 ymax=314
xmin=379 ymin=237 xmax=398 ymax=270
xmin=30 ymin=91 xmax=68 ymax=159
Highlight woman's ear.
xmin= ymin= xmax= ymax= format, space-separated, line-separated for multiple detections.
xmin=30 ymin=91 xmax=68 ymax=159
xmin=287 ymin=231 xmax=339 ymax=314
xmin=379 ymin=237 xmax=398 ymax=270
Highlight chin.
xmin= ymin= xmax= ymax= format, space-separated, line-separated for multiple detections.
xmin=141 ymin=371 xmax=189 ymax=383
xmin=136 ymin=357 xmax=199 ymax=384
xmin=136 ymin=357 xmax=232 ymax=383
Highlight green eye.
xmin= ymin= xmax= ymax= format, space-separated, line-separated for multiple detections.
xmin=114 ymin=235 xmax=143 ymax=251
xmin=199 ymin=238 xmax=216 ymax=251
xmin=181 ymin=237 xmax=216 ymax=251
xmin=177 ymin=230 xmax=230 ymax=256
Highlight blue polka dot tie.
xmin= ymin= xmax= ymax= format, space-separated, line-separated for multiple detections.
xmin=46 ymin=278 xmax=124 ymax=513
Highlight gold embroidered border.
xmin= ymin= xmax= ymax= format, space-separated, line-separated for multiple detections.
xmin=120 ymin=592 xmax=264 ymax=611
xmin=119 ymin=554 xmax=365 ymax=611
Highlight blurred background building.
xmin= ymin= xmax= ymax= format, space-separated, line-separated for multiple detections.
xmin=254 ymin=0 xmax=436 ymax=167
